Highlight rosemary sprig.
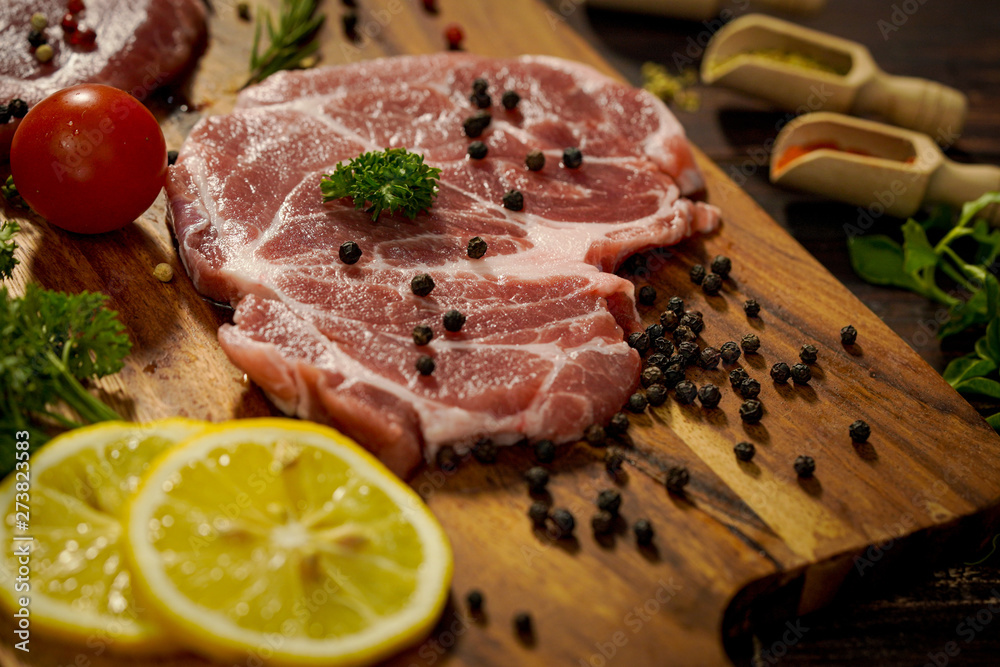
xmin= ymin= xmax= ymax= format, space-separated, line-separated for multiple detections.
xmin=243 ymin=0 xmax=325 ymax=89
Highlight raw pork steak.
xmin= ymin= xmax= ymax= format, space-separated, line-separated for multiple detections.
xmin=0 ymin=0 xmax=206 ymax=156
xmin=168 ymin=54 xmax=720 ymax=476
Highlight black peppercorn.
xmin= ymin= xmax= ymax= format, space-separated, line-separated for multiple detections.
xmin=502 ymin=189 xmax=524 ymax=211
xmin=665 ymin=466 xmax=690 ymax=494
xmin=689 ymin=264 xmax=706 ymax=285
xmin=638 ymin=285 xmax=657 ymax=306
xmin=645 ymin=323 xmax=665 ymax=341
xmin=674 ymin=381 xmax=697 ymax=404
xmin=597 ymin=489 xmax=622 ymax=515
xmin=412 ymin=324 xmax=433 ymax=346
xmin=739 ymin=378 xmax=761 ymax=399
xmin=628 ymin=332 xmax=650 ymax=354
xmin=633 ymin=519 xmax=654 ymax=546
xmin=744 ymin=299 xmax=760 ymax=317
xmin=339 ymin=241 xmax=362 ymax=264
xmin=698 ymin=383 xmax=722 ymax=408
xmin=700 ymin=346 xmax=721 ymax=369
xmin=794 ymin=455 xmax=816 ymax=478
xmin=720 ymin=341 xmax=741 ymax=364
xmin=467 ymin=141 xmax=488 ymax=159
xmin=641 ymin=366 xmax=665 ymax=387
xmin=525 ymin=466 xmax=550 ymax=494
xmin=529 ymin=501 xmax=548 ymax=527
xmin=342 ymin=12 xmax=359 ymax=38
xmin=167 ymin=150 xmax=178 ymax=166
xmin=416 ymin=355 xmax=435 ymax=376
xmin=605 ymin=450 xmax=624 ymax=474
xmin=653 ymin=337 xmax=674 ymax=355
xmin=740 ymin=333 xmax=761 ymax=353
xmin=770 ymin=362 xmax=791 ymax=383
xmin=28 ymin=29 xmax=47 ymax=48
xmin=467 ymin=236 xmax=488 ymax=258
xmin=702 ymin=273 xmax=723 ymax=295
xmin=501 ymin=89 xmax=521 ymax=110
xmin=739 ymin=399 xmax=763 ymax=423
xmin=514 ymin=612 xmax=534 ymax=636
xmin=472 ymin=437 xmax=497 ymax=464
xmin=562 ymin=146 xmax=583 ymax=168
xmin=592 ymin=510 xmax=614 ymax=535
xmin=677 ymin=341 xmax=700 ymax=365
xmin=660 ymin=310 xmax=679 ymax=332
xmin=525 ymin=149 xmax=545 ymax=171
xmin=550 ymin=508 xmax=575 ymax=538
xmin=443 ymin=309 xmax=466 ymax=332
xmin=646 ymin=383 xmax=668 ymax=406
xmin=849 ymin=419 xmax=871 ymax=443
xmin=469 ymin=92 xmax=491 ymax=109
xmin=8 ymin=100 xmax=28 ymax=119
xmin=841 ymin=324 xmax=858 ymax=345
xmin=237 ymin=2 xmax=251 ymax=20
xmin=607 ymin=412 xmax=630 ymax=435
xmin=626 ymin=392 xmax=648 ymax=413
xmin=471 ymin=77 xmax=488 ymax=95
xmin=584 ymin=424 xmax=606 ymax=447
xmin=666 ymin=296 xmax=684 ymax=314
xmin=0 ymin=105 xmax=10 ymax=125
xmin=729 ymin=367 xmax=749 ymax=389
xmin=663 ymin=364 xmax=685 ymax=388
xmin=710 ymin=255 xmax=732 ymax=278
xmin=467 ymin=590 xmax=484 ymax=613
xmin=463 ymin=111 xmax=492 ymax=137
xmin=646 ymin=352 xmax=668 ymax=370
xmin=734 ymin=441 xmax=756 ymax=462
xmin=799 ymin=344 xmax=819 ymax=364
xmin=534 ymin=439 xmax=555 ymax=463
xmin=679 ymin=312 xmax=704 ymax=335
xmin=790 ymin=363 xmax=812 ymax=384
xmin=411 ymin=273 xmax=435 ymax=296
xmin=673 ymin=325 xmax=696 ymax=344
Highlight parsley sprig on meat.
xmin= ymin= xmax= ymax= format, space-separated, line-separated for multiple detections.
xmin=0 ymin=226 xmax=131 ymax=471
xmin=321 ymin=148 xmax=442 ymax=222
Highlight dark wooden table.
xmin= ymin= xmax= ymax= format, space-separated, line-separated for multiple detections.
xmin=549 ymin=0 xmax=1000 ymax=664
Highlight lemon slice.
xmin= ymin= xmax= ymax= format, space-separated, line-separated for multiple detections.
xmin=125 ymin=418 xmax=453 ymax=667
xmin=0 ymin=418 xmax=206 ymax=651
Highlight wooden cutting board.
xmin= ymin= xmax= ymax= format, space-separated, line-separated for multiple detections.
xmin=3 ymin=1 xmax=1000 ymax=665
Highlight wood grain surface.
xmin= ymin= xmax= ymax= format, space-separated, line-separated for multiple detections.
xmin=2 ymin=1 xmax=999 ymax=666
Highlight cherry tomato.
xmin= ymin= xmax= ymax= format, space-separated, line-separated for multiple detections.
xmin=10 ymin=84 xmax=166 ymax=234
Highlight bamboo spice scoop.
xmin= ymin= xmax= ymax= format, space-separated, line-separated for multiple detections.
xmin=701 ymin=14 xmax=968 ymax=138
xmin=770 ymin=112 xmax=1000 ymax=220
xmin=586 ymin=0 xmax=825 ymax=21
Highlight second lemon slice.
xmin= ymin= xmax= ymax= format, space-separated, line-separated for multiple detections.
xmin=125 ymin=418 xmax=452 ymax=667
xmin=0 ymin=418 xmax=206 ymax=651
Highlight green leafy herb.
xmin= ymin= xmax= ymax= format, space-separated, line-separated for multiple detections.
xmin=1 ymin=176 xmax=24 ymax=209
xmin=0 ymin=223 xmax=131 ymax=472
xmin=850 ymin=192 xmax=1000 ymax=426
xmin=0 ymin=221 xmax=19 ymax=280
xmin=244 ymin=0 xmax=325 ymax=89
xmin=321 ymin=148 xmax=442 ymax=222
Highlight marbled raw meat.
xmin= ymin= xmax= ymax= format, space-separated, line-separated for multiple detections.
xmin=168 ymin=54 xmax=720 ymax=476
